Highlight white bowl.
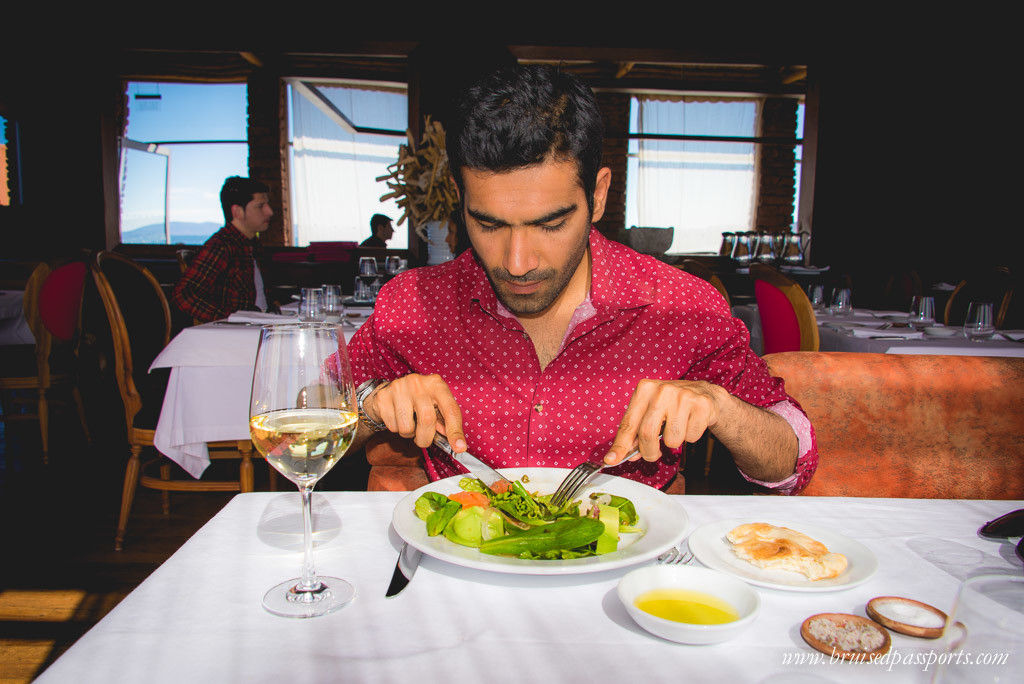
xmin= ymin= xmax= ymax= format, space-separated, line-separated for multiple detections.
xmin=617 ymin=565 xmax=760 ymax=644
xmin=924 ymin=326 xmax=958 ymax=337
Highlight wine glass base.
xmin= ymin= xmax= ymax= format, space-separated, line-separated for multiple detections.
xmin=262 ymin=577 xmax=355 ymax=618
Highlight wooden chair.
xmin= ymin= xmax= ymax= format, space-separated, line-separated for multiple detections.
xmin=750 ymin=264 xmax=819 ymax=353
xmin=365 ymin=431 xmax=687 ymax=494
xmin=764 ymin=352 xmax=1024 ymax=499
xmin=943 ymin=266 xmax=1013 ymax=329
xmin=92 ymin=251 xmax=258 ymax=550
xmin=681 ymin=259 xmax=731 ymax=306
xmin=0 ymin=260 xmax=92 ymax=463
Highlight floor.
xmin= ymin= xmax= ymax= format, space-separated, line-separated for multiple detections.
xmin=0 ymin=390 xmax=744 ymax=683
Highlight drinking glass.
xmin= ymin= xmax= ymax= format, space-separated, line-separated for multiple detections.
xmin=299 ymin=287 xmax=325 ymax=322
xmin=807 ymin=284 xmax=825 ymax=311
xmin=249 ymin=324 xmax=358 ymax=617
xmin=931 ymin=575 xmax=1023 ymax=683
xmin=321 ymin=284 xmax=342 ymax=324
xmin=354 ymin=276 xmax=373 ymax=303
xmin=908 ymin=295 xmax=936 ymax=330
xmin=384 ymin=256 xmax=401 ymax=276
xmin=358 ymin=257 xmax=378 ymax=277
xmin=829 ymin=288 xmax=852 ymax=316
xmin=963 ymin=302 xmax=995 ymax=340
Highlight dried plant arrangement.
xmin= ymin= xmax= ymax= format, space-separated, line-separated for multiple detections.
xmin=377 ymin=117 xmax=459 ymax=251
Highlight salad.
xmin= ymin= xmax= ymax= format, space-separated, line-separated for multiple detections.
xmin=414 ymin=476 xmax=642 ymax=560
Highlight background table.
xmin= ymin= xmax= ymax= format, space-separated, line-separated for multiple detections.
xmin=36 ymin=492 xmax=1024 ymax=683
xmin=150 ymin=321 xmax=360 ymax=478
xmin=0 ymin=289 xmax=33 ymax=345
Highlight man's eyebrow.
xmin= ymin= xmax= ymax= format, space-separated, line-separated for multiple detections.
xmin=466 ymin=203 xmax=578 ymax=227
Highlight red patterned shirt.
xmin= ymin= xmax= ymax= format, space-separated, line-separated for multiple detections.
xmin=349 ymin=229 xmax=817 ymax=493
xmin=172 ymin=225 xmax=261 ymax=323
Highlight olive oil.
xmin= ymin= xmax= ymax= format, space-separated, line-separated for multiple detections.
xmin=635 ymin=589 xmax=739 ymax=625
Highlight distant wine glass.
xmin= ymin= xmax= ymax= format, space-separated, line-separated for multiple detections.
xmin=908 ymin=295 xmax=936 ymax=330
xmin=963 ymin=302 xmax=995 ymax=341
xmin=321 ymin=284 xmax=342 ymax=323
xmin=249 ymin=324 xmax=358 ymax=617
xmin=807 ymin=284 xmax=825 ymax=311
xmin=358 ymin=257 xmax=378 ymax=277
xmin=384 ymin=256 xmax=401 ymax=276
xmin=299 ymin=288 xmax=325 ymax=322
xmin=829 ymin=288 xmax=852 ymax=316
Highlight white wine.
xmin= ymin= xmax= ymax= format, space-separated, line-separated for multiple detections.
xmin=250 ymin=409 xmax=358 ymax=486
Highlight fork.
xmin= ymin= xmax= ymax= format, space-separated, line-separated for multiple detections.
xmin=549 ymin=444 xmax=642 ymax=508
xmin=657 ymin=540 xmax=694 ymax=565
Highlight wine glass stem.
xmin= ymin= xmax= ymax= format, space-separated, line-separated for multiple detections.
xmin=298 ymin=485 xmax=321 ymax=592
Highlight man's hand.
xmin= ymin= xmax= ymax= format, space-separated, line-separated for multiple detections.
xmin=604 ymin=379 xmax=723 ymax=465
xmin=363 ymin=374 xmax=467 ymax=451
xmin=603 ymin=378 xmax=798 ymax=483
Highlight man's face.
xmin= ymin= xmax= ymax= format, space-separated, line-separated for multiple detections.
xmin=234 ymin=193 xmax=273 ymax=238
xmin=381 ymin=220 xmax=394 ymax=241
xmin=461 ymin=159 xmax=610 ymax=316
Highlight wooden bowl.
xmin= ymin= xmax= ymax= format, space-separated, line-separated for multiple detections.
xmin=866 ymin=597 xmax=947 ymax=639
xmin=800 ymin=613 xmax=891 ymax=661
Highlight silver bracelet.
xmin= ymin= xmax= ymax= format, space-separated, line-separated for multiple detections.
xmin=355 ymin=378 xmax=389 ymax=432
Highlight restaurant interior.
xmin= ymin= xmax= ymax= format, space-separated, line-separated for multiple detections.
xmin=1 ymin=30 xmax=1022 ymax=681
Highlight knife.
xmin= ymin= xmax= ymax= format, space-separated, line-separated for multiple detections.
xmin=385 ymin=435 xmax=512 ymax=597
xmin=385 ymin=542 xmax=423 ymax=598
xmin=432 ymin=433 xmax=515 ymax=487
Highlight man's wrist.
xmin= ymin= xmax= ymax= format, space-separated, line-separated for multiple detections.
xmin=355 ymin=378 xmax=389 ymax=431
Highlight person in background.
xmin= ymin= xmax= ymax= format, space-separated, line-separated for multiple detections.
xmin=360 ymin=214 xmax=394 ymax=247
xmin=172 ymin=176 xmax=273 ymax=323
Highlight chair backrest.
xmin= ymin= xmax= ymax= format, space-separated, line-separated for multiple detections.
xmin=764 ymin=351 xmax=1024 ymax=499
xmin=92 ymin=251 xmax=172 ymax=431
xmin=944 ymin=267 xmax=1014 ymax=329
xmin=176 ymin=249 xmax=196 ymax=275
xmin=21 ymin=262 xmax=52 ymax=378
xmin=681 ymin=259 xmax=731 ymax=306
xmin=751 ymin=264 xmax=819 ymax=353
xmin=38 ymin=261 xmax=88 ymax=342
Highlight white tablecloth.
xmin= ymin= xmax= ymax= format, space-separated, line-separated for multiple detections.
xmin=0 ymin=289 xmax=34 ymax=345
xmin=36 ymin=493 xmax=1023 ymax=683
xmin=150 ymin=322 xmax=360 ymax=478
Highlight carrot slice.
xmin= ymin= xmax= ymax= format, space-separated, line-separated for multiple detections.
xmin=448 ymin=491 xmax=490 ymax=509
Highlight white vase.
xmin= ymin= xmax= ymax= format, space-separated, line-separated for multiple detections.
xmin=418 ymin=220 xmax=454 ymax=265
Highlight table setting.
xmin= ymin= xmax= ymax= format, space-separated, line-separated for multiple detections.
xmin=35 ymin=478 xmax=1024 ymax=683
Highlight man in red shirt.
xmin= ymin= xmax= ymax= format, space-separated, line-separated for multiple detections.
xmin=172 ymin=177 xmax=273 ymax=323
xmin=349 ymin=66 xmax=816 ymax=493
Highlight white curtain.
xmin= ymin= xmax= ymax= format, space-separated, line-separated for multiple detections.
xmin=290 ymin=86 xmax=407 ymax=247
xmin=635 ymin=97 xmax=760 ymax=253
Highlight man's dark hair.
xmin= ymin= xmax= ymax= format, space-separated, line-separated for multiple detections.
xmin=220 ymin=176 xmax=269 ymax=224
xmin=370 ymin=213 xmax=392 ymax=234
xmin=446 ymin=64 xmax=605 ymax=216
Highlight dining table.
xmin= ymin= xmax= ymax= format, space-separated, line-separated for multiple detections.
xmin=35 ymin=490 xmax=1023 ymax=683
xmin=0 ymin=289 xmax=33 ymax=346
xmin=149 ymin=309 xmax=366 ymax=479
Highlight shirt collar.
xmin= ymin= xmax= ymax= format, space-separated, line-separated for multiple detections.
xmin=220 ymin=224 xmax=255 ymax=248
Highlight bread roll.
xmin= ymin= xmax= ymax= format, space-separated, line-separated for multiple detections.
xmin=726 ymin=522 xmax=848 ymax=580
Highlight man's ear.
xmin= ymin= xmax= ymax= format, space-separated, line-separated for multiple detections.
xmin=590 ymin=167 xmax=612 ymax=224
xmin=230 ymin=204 xmax=244 ymax=223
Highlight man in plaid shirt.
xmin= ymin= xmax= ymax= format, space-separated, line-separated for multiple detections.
xmin=172 ymin=177 xmax=273 ymax=323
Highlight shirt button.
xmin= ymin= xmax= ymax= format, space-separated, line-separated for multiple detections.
xmin=533 ymin=402 xmax=543 ymax=414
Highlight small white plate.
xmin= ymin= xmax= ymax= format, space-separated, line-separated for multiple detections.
xmin=688 ymin=518 xmax=878 ymax=592
xmin=392 ymin=467 xmax=688 ymax=575
xmin=924 ymin=326 xmax=958 ymax=337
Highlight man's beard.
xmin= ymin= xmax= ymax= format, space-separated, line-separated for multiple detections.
xmin=483 ymin=231 xmax=589 ymax=316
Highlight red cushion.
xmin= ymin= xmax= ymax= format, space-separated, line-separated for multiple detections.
xmin=38 ymin=262 xmax=87 ymax=341
xmin=755 ymin=279 xmax=801 ymax=354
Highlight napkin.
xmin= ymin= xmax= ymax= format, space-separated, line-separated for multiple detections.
xmin=226 ymin=311 xmax=297 ymax=324
xmin=851 ymin=328 xmax=925 ymax=339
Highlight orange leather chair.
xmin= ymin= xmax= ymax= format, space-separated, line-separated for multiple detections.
xmin=764 ymin=352 xmax=1024 ymax=499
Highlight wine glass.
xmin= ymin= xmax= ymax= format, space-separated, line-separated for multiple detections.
xmin=249 ymin=323 xmax=358 ymax=617
xmin=908 ymin=295 xmax=936 ymax=330
xmin=807 ymin=284 xmax=825 ymax=311
xmin=384 ymin=256 xmax=401 ymax=276
xmin=963 ymin=302 xmax=995 ymax=340
xmin=298 ymin=287 xmax=325 ymax=322
xmin=321 ymin=284 xmax=342 ymax=323
xmin=829 ymin=288 xmax=852 ymax=316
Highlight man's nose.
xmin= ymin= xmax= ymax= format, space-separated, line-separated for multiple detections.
xmin=504 ymin=228 xmax=538 ymax=277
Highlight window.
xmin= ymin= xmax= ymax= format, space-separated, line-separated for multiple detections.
xmin=120 ymin=82 xmax=248 ymax=244
xmin=0 ymin=114 xmax=18 ymax=207
xmin=793 ymin=102 xmax=805 ymax=229
xmin=287 ymin=82 xmax=407 ymax=248
xmin=626 ymin=96 xmax=760 ymax=253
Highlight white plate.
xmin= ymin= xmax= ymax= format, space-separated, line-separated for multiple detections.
xmin=392 ymin=467 xmax=688 ymax=575
xmin=688 ymin=518 xmax=878 ymax=592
